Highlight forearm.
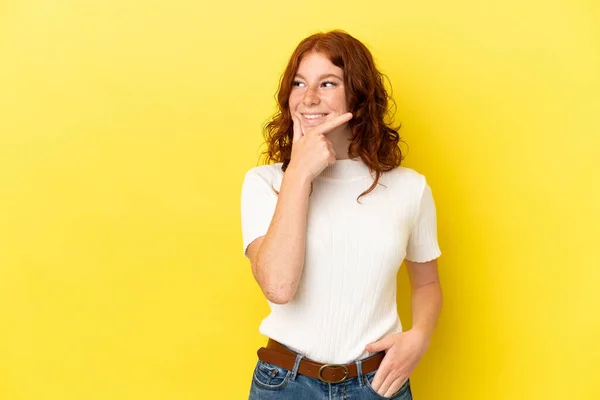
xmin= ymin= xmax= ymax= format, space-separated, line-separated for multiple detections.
xmin=410 ymin=282 xmax=443 ymax=345
xmin=255 ymin=168 xmax=312 ymax=303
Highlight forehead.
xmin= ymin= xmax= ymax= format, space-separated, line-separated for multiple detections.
xmin=296 ymin=52 xmax=343 ymax=77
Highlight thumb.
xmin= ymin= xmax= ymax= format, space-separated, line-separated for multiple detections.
xmin=291 ymin=112 xmax=303 ymax=143
xmin=366 ymin=337 xmax=392 ymax=353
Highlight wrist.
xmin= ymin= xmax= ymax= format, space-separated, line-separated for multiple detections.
xmin=284 ymin=165 xmax=313 ymax=186
xmin=411 ymin=326 xmax=433 ymax=347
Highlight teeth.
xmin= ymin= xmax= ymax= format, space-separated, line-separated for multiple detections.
xmin=303 ymin=114 xmax=326 ymax=119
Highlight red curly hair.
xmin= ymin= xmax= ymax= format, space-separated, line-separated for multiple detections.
xmin=261 ymin=30 xmax=405 ymax=202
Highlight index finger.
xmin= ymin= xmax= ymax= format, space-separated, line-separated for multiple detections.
xmin=309 ymin=112 xmax=353 ymax=136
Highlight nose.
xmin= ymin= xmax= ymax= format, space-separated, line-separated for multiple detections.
xmin=302 ymin=87 xmax=320 ymax=106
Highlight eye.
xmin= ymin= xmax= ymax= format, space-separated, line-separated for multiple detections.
xmin=322 ymin=81 xmax=337 ymax=88
xmin=292 ymin=81 xmax=305 ymax=87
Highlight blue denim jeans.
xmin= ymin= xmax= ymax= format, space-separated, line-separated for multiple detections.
xmin=248 ymin=349 xmax=412 ymax=400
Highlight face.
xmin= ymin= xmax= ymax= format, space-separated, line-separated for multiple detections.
xmin=289 ymin=52 xmax=348 ymax=129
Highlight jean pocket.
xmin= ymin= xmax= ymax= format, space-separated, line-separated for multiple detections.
xmin=252 ymin=360 xmax=291 ymax=390
xmin=364 ymin=370 xmax=411 ymax=399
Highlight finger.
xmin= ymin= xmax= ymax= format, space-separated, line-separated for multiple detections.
xmin=383 ymin=376 xmax=407 ymax=398
xmin=291 ymin=112 xmax=304 ymax=143
xmin=378 ymin=373 xmax=400 ymax=397
xmin=310 ymin=112 xmax=353 ymax=136
xmin=327 ymin=154 xmax=336 ymax=166
xmin=325 ymin=142 xmax=336 ymax=160
xmin=370 ymin=365 xmax=390 ymax=391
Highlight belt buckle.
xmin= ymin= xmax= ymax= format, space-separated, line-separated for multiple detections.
xmin=318 ymin=364 xmax=349 ymax=383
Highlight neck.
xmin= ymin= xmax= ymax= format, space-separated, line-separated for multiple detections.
xmin=325 ymin=126 xmax=353 ymax=160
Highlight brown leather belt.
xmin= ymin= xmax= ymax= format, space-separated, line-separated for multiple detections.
xmin=256 ymin=339 xmax=385 ymax=384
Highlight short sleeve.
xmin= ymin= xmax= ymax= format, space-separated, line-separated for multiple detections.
xmin=240 ymin=170 xmax=279 ymax=259
xmin=405 ymin=181 xmax=442 ymax=263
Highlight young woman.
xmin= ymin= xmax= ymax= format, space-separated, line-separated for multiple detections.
xmin=241 ymin=30 xmax=443 ymax=400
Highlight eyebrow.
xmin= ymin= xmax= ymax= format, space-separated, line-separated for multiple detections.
xmin=294 ymin=73 xmax=343 ymax=81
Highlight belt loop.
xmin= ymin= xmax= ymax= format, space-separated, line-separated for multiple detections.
xmin=290 ymin=353 xmax=304 ymax=382
xmin=355 ymin=359 xmax=364 ymax=386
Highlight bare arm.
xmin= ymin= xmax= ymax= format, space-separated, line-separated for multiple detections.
xmin=246 ymin=169 xmax=312 ymax=304
xmin=405 ymin=258 xmax=443 ymax=344
xmin=246 ymin=112 xmax=353 ymax=304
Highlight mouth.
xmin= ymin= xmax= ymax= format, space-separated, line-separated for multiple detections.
xmin=300 ymin=113 xmax=329 ymax=126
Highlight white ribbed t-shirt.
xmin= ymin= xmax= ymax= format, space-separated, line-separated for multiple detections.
xmin=240 ymin=158 xmax=441 ymax=364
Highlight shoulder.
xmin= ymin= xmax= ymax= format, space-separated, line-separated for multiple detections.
xmin=243 ymin=163 xmax=285 ymax=188
xmin=383 ymin=166 xmax=428 ymax=192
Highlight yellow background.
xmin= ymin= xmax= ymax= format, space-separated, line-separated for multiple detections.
xmin=1 ymin=0 xmax=598 ymax=399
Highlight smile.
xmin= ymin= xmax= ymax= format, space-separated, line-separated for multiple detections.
xmin=301 ymin=113 xmax=328 ymax=119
